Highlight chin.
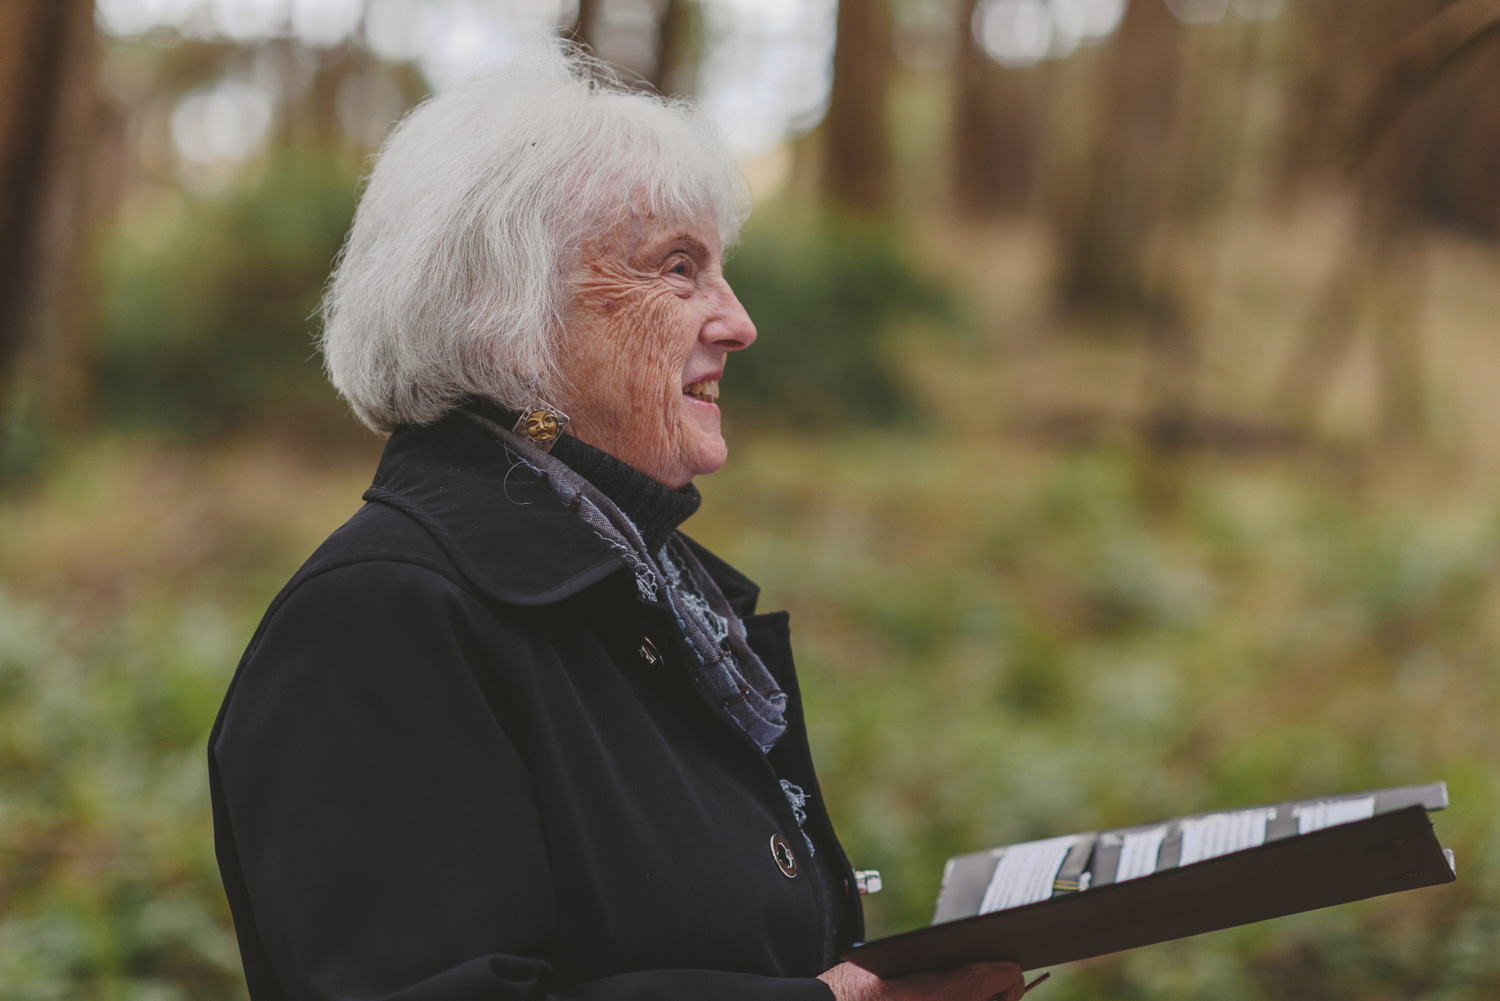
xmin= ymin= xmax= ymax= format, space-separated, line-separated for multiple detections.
xmin=660 ymin=440 xmax=727 ymax=489
xmin=689 ymin=438 xmax=729 ymax=478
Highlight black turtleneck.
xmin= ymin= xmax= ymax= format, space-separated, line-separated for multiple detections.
xmin=464 ymin=399 xmax=701 ymax=553
xmin=549 ymin=436 xmax=701 ymax=554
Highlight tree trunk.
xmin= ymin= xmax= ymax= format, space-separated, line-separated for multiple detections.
xmin=573 ymin=0 xmax=602 ymax=52
xmin=1054 ymin=0 xmax=1187 ymax=314
xmin=29 ymin=0 xmax=105 ymax=432
xmin=1417 ymin=47 xmax=1500 ymax=236
xmin=823 ymin=0 xmax=893 ymax=216
xmin=652 ymin=0 xmax=700 ymax=97
xmin=949 ymin=0 xmax=1036 ymax=218
xmin=0 ymin=0 xmax=95 ymax=409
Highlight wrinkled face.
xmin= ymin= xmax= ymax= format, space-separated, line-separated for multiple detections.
xmin=556 ymin=209 xmax=757 ymax=489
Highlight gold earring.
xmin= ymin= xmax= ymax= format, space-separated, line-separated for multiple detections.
xmin=513 ymin=402 xmax=569 ymax=452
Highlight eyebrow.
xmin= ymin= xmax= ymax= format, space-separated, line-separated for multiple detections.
xmin=661 ymin=234 xmax=710 ymax=262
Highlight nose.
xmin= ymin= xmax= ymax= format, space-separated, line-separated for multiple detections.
xmin=704 ymin=278 xmax=757 ymax=352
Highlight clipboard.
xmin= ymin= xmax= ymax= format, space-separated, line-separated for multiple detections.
xmin=843 ymin=783 xmax=1454 ymax=978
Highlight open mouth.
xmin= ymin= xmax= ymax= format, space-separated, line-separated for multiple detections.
xmin=684 ymin=378 xmax=719 ymax=404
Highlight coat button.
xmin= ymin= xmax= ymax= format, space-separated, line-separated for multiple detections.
xmin=770 ymin=833 xmax=798 ymax=878
xmin=638 ymin=637 xmax=661 ymax=666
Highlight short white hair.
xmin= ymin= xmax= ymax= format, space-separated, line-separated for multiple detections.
xmin=319 ymin=44 xmax=750 ymax=433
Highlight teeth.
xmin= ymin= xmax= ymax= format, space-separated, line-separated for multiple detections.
xmin=684 ymin=378 xmax=719 ymax=403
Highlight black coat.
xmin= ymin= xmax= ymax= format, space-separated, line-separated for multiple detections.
xmin=209 ymin=413 xmax=864 ymax=1001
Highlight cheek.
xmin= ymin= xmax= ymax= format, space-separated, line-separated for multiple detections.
xmin=560 ymin=265 xmax=713 ymax=483
xmin=595 ymin=298 xmax=690 ymax=396
xmin=562 ymin=290 xmax=693 ymax=428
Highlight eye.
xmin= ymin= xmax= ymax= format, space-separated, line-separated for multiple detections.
xmin=663 ymin=249 xmax=700 ymax=281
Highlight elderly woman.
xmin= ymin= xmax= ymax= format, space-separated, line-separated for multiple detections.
xmin=209 ymin=47 xmax=1024 ymax=1001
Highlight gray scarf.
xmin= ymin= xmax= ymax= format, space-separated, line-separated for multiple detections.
xmin=463 ymin=411 xmax=789 ymax=752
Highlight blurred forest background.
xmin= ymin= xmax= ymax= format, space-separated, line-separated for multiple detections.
xmin=3 ymin=0 xmax=1500 ymax=998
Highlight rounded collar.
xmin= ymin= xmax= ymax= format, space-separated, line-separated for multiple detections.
xmin=364 ymin=413 xmax=625 ymax=606
xmin=362 ymin=411 xmax=762 ymax=613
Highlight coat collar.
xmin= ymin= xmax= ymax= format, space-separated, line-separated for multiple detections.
xmin=362 ymin=411 xmax=763 ymax=615
xmin=363 ymin=412 xmax=627 ymax=606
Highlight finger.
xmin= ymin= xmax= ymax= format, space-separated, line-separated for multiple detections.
xmin=983 ymin=969 xmax=1048 ymax=1001
xmin=963 ymin=961 xmax=1023 ymax=1001
xmin=984 ymin=990 xmax=1022 ymax=1001
xmin=961 ymin=960 xmax=1022 ymax=981
xmin=911 ymin=960 xmax=1023 ymax=1001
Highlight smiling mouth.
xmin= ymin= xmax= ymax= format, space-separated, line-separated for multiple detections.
xmin=684 ymin=378 xmax=719 ymax=404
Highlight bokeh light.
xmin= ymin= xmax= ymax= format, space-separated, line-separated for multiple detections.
xmin=974 ymin=0 xmax=1054 ymax=68
xmin=92 ymin=0 xmax=842 ymax=162
xmin=169 ymin=78 xmax=276 ymax=163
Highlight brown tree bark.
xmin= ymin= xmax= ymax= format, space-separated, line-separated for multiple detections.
xmin=573 ymin=0 xmax=603 ymax=52
xmin=28 ymin=0 xmax=105 ymax=431
xmin=949 ymin=0 xmax=1036 ymax=218
xmin=823 ymin=0 xmax=894 ymax=216
xmin=0 ymin=0 xmax=95 ymax=408
xmin=573 ymin=0 xmax=696 ymax=95
xmin=652 ymin=0 xmax=700 ymax=97
xmin=1054 ymin=0 xmax=1187 ymax=314
xmin=1416 ymin=46 xmax=1500 ymax=235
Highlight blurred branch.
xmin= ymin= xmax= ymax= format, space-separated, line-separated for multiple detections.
xmin=1272 ymin=0 xmax=1500 ymax=443
xmin=0 ymin=0 xmax=93 ymax=408
xmin=1352 ymin=0 xmax=1500 ymax=166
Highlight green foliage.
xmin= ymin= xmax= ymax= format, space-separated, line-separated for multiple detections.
xmin=4 ymin=432 xmax=1500 ymax=1000
xmin=723 ymin=215 xmax=958 ymax=425
xmin=98 ymin=151 xmax=358 ymax=435
xmin=693 ymin=439 xmax=1500 ymax=1001
xmin=0 ymin=591 xmax=251 ymax=1000
xmin=0 ymin=388 xmax=47 ymax=486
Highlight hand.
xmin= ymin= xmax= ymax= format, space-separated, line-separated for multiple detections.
xmin=817 ymin=961 xmax=1026 ymax=1001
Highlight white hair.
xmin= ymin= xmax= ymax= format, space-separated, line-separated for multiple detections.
xmin=319 ymin=44 xmax=750 ymax=433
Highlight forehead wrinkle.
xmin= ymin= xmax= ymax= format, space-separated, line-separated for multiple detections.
xmin=662 ymin=233 xmax=711 ymax=262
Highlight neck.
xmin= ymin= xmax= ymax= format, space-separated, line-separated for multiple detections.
xmin=464 ymin=399 xmax=701 ymax=552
